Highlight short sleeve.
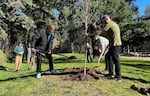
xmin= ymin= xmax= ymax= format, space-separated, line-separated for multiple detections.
xmin=103 ymin=24 xmax=110 ymax=31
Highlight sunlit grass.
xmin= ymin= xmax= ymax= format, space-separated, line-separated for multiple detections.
xmin=0 ymin=53 xmax=149 ymax=96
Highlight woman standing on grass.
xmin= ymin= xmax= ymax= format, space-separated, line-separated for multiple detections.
xmin=27 ymin=43 xmax=35 ymax=70
xmin=14 ymin=41 xmax=24 ymax=71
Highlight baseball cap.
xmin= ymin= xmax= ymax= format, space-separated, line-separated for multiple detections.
xmin=100 ymin=15 xmax=110 ymax=21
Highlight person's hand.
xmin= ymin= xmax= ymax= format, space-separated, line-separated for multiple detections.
xmin=31 ymin=48 xmax=36 ymax=53
xmin=85 ymin=32 xmax=88 ymax=36
xmin=84 ymin=32 xmax=88 ymax=36
xmin=48 ymin=50 xmax=51 ymax=54
xmin=97 ymin=59 xmax=100 ymax=66
xmin=20 ymin=52 xmax=24 ymax=55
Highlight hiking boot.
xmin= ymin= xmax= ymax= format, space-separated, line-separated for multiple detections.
xmin=36 ymin=72 xmax=41 ymax=78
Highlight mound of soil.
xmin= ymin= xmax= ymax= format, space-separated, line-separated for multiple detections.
xmin=130 ymin=84 xmax=150 ymax=95
xmin=63 ymin=67 xmax=102 ymax=81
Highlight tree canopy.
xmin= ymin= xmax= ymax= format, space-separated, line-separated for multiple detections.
xmin=0 ymin=0 xmax=150 ymax=55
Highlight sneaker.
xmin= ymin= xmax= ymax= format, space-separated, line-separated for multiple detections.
xmin=107 ymin=75 xmax=115 ymax=79
xmin=50 ymin=69 xmax=58 ymax=74
xmin=36 ymin=72 xmax=41 ymax=78
xmin=14 ymin=70 xmax=18 ymax=72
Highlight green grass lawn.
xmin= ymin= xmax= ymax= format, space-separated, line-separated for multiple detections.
xmin=0 ymin=50 xmax=7 ymax=64
xmin=0 ymin=53 xmax=150 ymax=96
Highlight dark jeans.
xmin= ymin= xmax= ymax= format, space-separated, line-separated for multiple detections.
xmin=93 ymin=49 xmax=100 ymax=59
xmin=36 ymin=53 xmax=54 ymax=72
xmin=107 ymin=46 xmax=121 ymax=78
xmin=104 ymin=52 xmax=110 ymax=71
xmin=92 ymin=39 xmax=101 ymax=59
xmin=87 ymin=49 xmax=93 ymax=63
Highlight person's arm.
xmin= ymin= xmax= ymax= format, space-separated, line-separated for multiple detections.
xmin=14 ymin=46 xmax=18 ymax=54
xmin=31 ymin=29 xmax=41 ymax=52
xmin=98 ymin=37 xmax=109 ymax=62
xmin=86 ymin=29 xmax=105 ymax=37
xmin=98 ymin=47 xmax=106 ymax=62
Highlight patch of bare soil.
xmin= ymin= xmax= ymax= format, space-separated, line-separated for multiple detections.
xmin=0 ymin=59 xmax=3 ymax=65
xmin=62 ymin=67 xmax=102 ymax=81
xmin=130 ymin=84 xmax=150 ymax=95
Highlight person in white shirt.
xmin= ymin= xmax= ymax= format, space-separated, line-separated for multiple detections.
xmin=97 ymin=36 xmax=109 ymax=72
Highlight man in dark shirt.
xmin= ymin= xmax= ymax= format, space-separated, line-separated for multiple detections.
xmin=31 ymin=25 xmax=57 ymax=78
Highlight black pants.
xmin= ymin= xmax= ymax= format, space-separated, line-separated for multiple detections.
xmin=87 ymin=49 xmax=93 ymax=63
xmin=104 ymin=52 xmax=110 ymax=71
xmin=36 ymin=53 xmax=53 ymax=72
xmin=107 ymin=46 xmax=121 ymax=78
xmin=92 ymin=39 xmax=101 ymax=59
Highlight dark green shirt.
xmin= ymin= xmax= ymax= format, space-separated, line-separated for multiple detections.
xmin=14 ymin=45 xmax=24 ymax=55
xmin=103 ymin=21 xmax=122 ymax=47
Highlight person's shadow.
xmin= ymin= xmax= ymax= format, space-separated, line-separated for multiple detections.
xmin=0 ymin=65 xmax=7 ymax=71
xmin=0 ymin=69 xmax=69 ymax=82
xmin=0 ymin=74 xmax=36 ymax=82
xmin=0 ymin=68 xmax=150 ymax=84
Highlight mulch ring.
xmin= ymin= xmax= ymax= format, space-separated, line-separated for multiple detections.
xmin=62 ymin=67 xmax=103 ymax=81
xmin=130 ymin=84 xmax=150 ymax=95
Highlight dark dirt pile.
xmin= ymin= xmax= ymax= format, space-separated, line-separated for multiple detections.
xmin=62 ymin=67 xmax=102 ymax=81
xmin=130 ymin=84 xmax=150 ymax=95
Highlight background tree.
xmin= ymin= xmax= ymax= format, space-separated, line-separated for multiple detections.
xmin=0 ymin=0 xmax=150 ymax=60
xmin=144 ymin=5 xmax=150 ymax=17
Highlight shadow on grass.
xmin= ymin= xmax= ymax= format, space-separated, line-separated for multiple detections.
xmin=0 ymin=65 xmax=7 ymax=71
xmin=122 ymin=76 xmax=150 ymax=83
xmin=122 ymin=59 xmax=150 ymax=63
xmin=0 ymin=69 xmax=67 ymax=82
xmin=0 ymin=68 xmax=149 ymax=83
xmin=54 ymin=60 xmax=85 ymax=64
xmin=122 ymin=63 xmax=150 ymax=71
xmin=53 ymin=55 xmax=85 ymax=63
xmin=0 ymin=74 xmax=36 ymax=82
